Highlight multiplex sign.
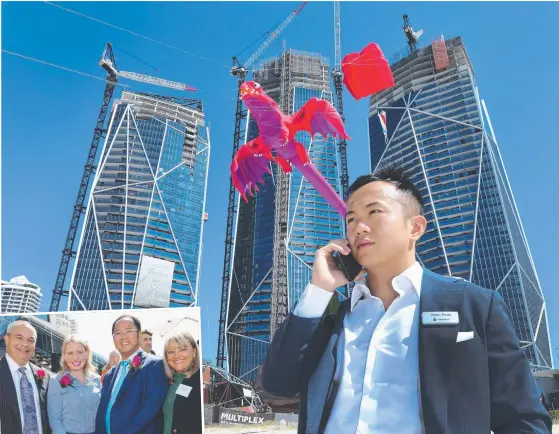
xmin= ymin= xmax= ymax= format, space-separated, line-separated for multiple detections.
xmin=219 ymin=409 xmax=266 ymax=425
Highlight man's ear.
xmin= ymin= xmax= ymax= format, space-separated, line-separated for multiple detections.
xmin=410 ymin=215 xmax=427 ymax=241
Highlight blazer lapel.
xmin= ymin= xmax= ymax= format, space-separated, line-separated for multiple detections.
xmin=30 ymin=364 xmax=47 ymax=407
xmin=419 ymin=271 xmax=465 ymax=434
xmin=318 ymin=300 xmax=350 ymax=433
xmin=0 ymin=357 xmax=22 ymax=425
xmin=30 ymin=363 xmax=48 ymax=430
xmin=115 ymin=350 xmax=144 ymax=402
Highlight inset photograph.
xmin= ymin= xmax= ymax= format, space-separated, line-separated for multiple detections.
xmin=0 ymin=308 xmax=203 ymax=434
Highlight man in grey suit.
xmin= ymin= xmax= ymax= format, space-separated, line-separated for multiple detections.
xmin=0 ymin=320 xmax=51 ymax=434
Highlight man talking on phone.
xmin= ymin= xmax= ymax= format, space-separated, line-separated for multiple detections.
xmin=260 ymin=167 xmax=551 ymax=434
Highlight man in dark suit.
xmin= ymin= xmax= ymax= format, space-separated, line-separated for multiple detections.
xmin=261 ymin=168 xmax=552 ymax=434
xmin=0 ymin=320 xmax=51 ymax=434
xmin=95 ymin=315 xmax=168 ymax=434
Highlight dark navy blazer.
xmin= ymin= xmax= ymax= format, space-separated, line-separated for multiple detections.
xmin=95 ymin=350 xmax=168 ymax=434
xmin=261 ymin=270 xmax=552 ymax=434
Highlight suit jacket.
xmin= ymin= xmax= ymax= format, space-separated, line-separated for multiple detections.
xmin=95 ymin=350 xmax=168 ymax=434
xmin=261 ymin=269 xmax=552 ymax=434
xmin=0 ymin=355 xmax=51 ymax=434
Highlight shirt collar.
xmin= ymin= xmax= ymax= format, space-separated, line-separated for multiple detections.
xmin=350 ymin=261 xmax=424 ymax=311
xmin=5 ymin=353 xmax=32 ymax=375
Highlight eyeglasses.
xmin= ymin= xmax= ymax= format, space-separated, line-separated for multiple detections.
xmin=113 ymin=329 xmax=138 ymax=338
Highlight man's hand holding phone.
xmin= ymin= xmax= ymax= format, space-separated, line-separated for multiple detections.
xmin=311 ymin=239 xmax=366 ymax=293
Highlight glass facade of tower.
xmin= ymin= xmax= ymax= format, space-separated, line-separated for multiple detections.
xmin=368 ymin=37 xmax=552 ymax=370
xmin=225 ymin=51 xmax=345 ymax=381
xmin=67 ymin=92 xmax=210 ymax=311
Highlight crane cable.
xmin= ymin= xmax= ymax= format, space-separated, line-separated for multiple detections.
xmin=3 ymin=49 xmax=243 ymax=100
xmin=2 ymin=49 xmax=129 ymax=88
xmin=44 ymin=1 xmax=230 ymax=69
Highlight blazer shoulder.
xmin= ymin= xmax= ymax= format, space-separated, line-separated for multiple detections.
xmin=425 ymin=269 xmax=493 ymax=298
xmin=460 ymin=279 xmax=494 ymax=304
xmin=142 ymin=354 xmax=165 ymax=372
xmin=143 ymin=353 xmax=163 ymax=364
xmin=0 ymin=355 xmax=10 ymax=369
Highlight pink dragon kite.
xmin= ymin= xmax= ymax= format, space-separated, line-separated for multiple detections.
xmin=230 ymin=81 xmax=350 ymax=217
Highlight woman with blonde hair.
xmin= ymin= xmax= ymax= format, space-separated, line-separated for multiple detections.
xmin=100 ymin=350 xmax=120 ymax=384
xmin=162 ymin=332 xmax=202 ymax=434
xmin=47 ymin=334 xmax=101 ymax=434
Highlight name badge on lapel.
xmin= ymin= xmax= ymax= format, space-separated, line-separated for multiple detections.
xmin=422 ymin=311 xmax=459 ymax=325
xmin=176 ymin=384 xmax=192 ymax=398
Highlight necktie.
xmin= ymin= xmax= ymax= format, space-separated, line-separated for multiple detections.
xmin=106 ymin=360 xmax=129 ymax=434
xmin=18 ymin=367 xmax=39 ymax=434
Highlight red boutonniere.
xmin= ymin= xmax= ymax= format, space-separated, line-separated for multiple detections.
xmin=35 ymin=369 xmax=47 ymax=382
xmin=59 ymin=373 xmax=74 ymax=389
xmin=128 ymin=355 xmax=144 ymax=373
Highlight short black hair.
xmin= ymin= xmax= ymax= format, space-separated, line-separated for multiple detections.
xmin=141 ymin=329 xmax=153 ymax=337
xmin=112 ymin=315 xmax=142 ymax=334
xmin=348 ymin=166 xmax=424 ymax=215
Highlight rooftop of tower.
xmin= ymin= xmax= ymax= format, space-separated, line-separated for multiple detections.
xmin=368 ymin=36 xmax=476 ymax=116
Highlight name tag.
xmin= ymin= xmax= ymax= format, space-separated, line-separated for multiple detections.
xmin=422 ymin=311 xmax=459 ymax=325
xmin=176 ymin=384 xmax=192 ymax=398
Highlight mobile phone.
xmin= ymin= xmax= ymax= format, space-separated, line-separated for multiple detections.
xmin=333 ymin=249 xmax=363 ymax=282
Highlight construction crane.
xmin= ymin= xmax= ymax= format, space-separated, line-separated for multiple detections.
xmin=49 ymin=42 xmax=196 ymax=312
xmin=332 ymin=0 xmax=349 ymax=201
xmin=403 ymin=14 xmax=424 ymax=54
xmin=216 ymin=1 xmax=308 ymax=369
xmin=101 ymin=43 xmax=196 ymax=91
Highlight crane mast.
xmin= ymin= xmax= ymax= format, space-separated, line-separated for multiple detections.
xmin=403 ymin=14 xmax=424 ymax=54
xmin=49 ymin=43 xmax=119 ymax=311
xmin=332 ymin=1 xmax=349 ymax=200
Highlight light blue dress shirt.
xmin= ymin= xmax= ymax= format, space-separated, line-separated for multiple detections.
xmin=47 ymin=372 xmax=101 ymax=434
xmin=105 ymin=360 xmax=129 ymax=434
xmin=294 ymin=262 xmax=424 ymax=434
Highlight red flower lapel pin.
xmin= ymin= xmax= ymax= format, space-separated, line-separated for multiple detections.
xmin=59 ymin=373 xmax=75 ymax=389
xmin=128 ymin=354 xmax=144 ymax=373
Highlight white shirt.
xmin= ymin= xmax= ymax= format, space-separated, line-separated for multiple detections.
xmin=5 ymin=353 xmax=44 ymax=434
xmin=294 ymin=262 xmax=423 ymax=434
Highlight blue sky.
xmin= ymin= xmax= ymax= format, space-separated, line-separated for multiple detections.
xmin=2 ymin=1 xmax=558 ymax=365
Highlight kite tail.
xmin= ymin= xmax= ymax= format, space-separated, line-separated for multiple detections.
xmin=291 ymin=157 xmax=347 ymax=218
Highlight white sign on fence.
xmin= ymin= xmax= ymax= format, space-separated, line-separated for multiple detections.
xmin=134 ymin=255 xmax=175 ymax=308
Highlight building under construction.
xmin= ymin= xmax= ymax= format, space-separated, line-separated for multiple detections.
xmin=65 ymin=90 xmax=210 ymax=311
xmin=220 ymin=49 xmax=346 ymax=382
xmin=368 ymin=35 xmax=553 ymax=370
xmin=47 ymin=43 xmax=208 ymax=312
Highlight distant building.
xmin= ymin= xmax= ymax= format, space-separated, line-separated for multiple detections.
xmin=0 ymin=315 xmax=106 ymax=374
xmin=49 ymin=313 xmax=78 ymax=336
xmin=1 ymin=276 xmax=42 ymax=313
